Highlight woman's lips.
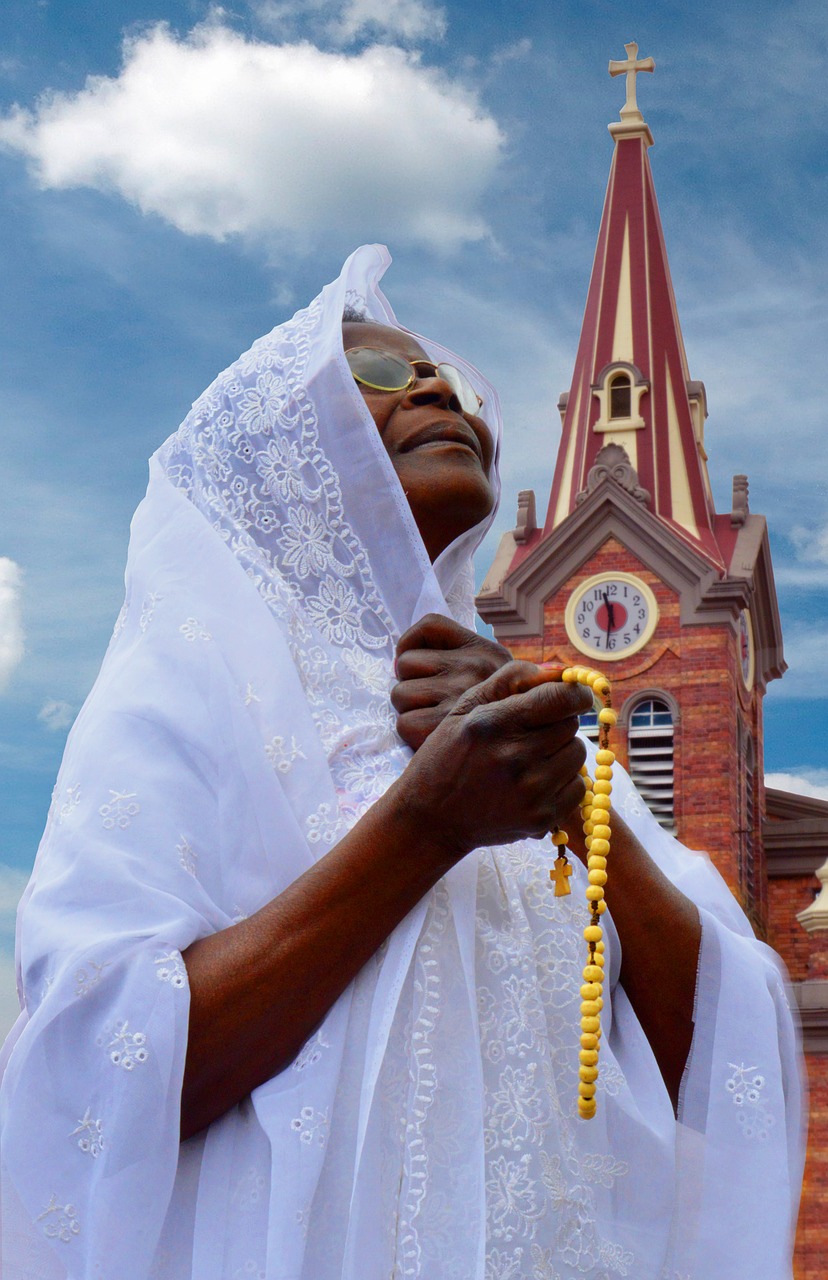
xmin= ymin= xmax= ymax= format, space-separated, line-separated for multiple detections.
xmin=400 ymin=419 xmax=485 ymax=464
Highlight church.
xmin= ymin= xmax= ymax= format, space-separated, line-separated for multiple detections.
xmin=476 ymin=44 xmax=828 ymax=1278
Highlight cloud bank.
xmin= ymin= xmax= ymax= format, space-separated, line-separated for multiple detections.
xmin=0 ymin=558 xmax=24 ymax=692
xmin=765 ymin=771 xmax=828 ymax=804
xmin=0 ymin=22 xmax=503 ymax=251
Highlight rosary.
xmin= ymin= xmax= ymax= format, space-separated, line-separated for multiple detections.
xmin=548 ymin=665 xmax=616 ymax=1121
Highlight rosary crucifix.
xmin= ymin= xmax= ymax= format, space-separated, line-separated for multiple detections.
xmin=608 ymin=41 xmax=655 ymax=119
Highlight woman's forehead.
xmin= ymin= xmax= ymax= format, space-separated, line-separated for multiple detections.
xmin=342 ymin=321 xmax=429 ymax=363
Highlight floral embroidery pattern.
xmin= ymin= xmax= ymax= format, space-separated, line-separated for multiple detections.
xmin=107 ymin=1021 xmax=149 ymax=1070
xmin=70 ymin=1108 xmax=104 ymax=1158
xmin=232 ymin=1166 xmax=267 ymax=1212
xmin=139 ymin=592 xmax=163 ymax=632
xmin=265 ymin=734 xmax=306 ymax=774
xmin=180 ymin=617 xmax=211 ymax=642
xmin=292 ymin=1027 xmax=330 ymax=1072
xmin=74 ymin=960 xmax=109 ymax=999
xmin=486 ymin=1153 xmax=544 ymax=1242
xmin=243 ymin=682 xmax=261 ymax=705
xmin=290 ymin=1105 xmax=329 ymax=1147
xmin=57 ymin=785 xmax=81 ymax=824
xmin=99 ymin=789 xmax=139 ymax=830
xmin=306 ymin=801 xmax=340 ymax=845
xmin=177 ymin=836 xmax=197 ymax=876
xmin=233 ymin=1263 xmax=266 ymax=1280
xmin=37 ymin=1195 xmax=80 ymax=1242
xmin=155 ymin=950 xmax=187 ymax=989
xmin=726 ymin=1063 xmax=774 ymax=1140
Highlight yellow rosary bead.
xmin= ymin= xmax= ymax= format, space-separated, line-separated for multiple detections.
xmin=595 ymin=898 xmax=607 ymax=914
xmin=581 ymin=1000 xmax=600 ymax=1017
xmin=588 ymin=869 xmax=608 ymax=886
xmin=591 ymin=824 xmax=611 ymax=840
xmin=595 ymin=749 xmax=615 ymax=766
xmin=583 ymin=964 xmax=603 ymax=983
xmin=585 ymin=885 xmax=605 ymax=902
xmin=579 ymin=1048 xmax=599 ymax=1066
xmin=587 ymin=856 xmax=607 ymax=871
xmin=580 ymin=1032 xmax=598 ymax=1050
xmin=578 ymin=1099 xmax=597 ymax=1119
xmin=581 ymin=1015 xmax=600 ymax=1034
xmin=594 ymin=765 xmax=613 ymax=781
xmin=580 ymin=982 xmax=601 ymax=1000
xmin=578 ymin=1081 xmax=597 ymax=1099
xmin=584 ymin=925 xmax=602 ymax=943
xmin=579 ymin=1065 xmax=599 ymax=1083
xmin=598 ymin=708 xmax=617 ymax=726
xmin=590 ymin=802 xmax=610 ymax=820
xmin=593 ymin=779 xmax=612 ymax=795
xmin=589 ymin=838 xmax=610 ymax=857
xmin=551 ymin=829 xmax=568 ymax=846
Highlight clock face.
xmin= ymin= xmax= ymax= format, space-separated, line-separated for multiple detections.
xmin=565 ymin=572 xmax=659 ymax=661
xmin=739 ymin=608 xmax=755 ymax=689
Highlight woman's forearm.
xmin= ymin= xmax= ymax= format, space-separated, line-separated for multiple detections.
xmin=180 ymin=786 xmax=455 ymax=1140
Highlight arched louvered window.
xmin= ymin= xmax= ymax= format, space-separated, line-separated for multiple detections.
xmin=628 ymin=697 xmax=675 ymax=831
xmin=609 ymin=372 xmax=632 ymax=419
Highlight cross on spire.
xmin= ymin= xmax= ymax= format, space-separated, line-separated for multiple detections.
xmin=609 ymin=41 xmax=655 ymax=120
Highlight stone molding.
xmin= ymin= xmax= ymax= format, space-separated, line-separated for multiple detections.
xmin=794 ymin=980 xmax=828 ymax=1054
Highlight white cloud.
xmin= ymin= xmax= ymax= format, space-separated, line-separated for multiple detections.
xmin=37 ymin=699 xmax=75 ymax=732
xmin=0 ymin=22 xmax=502 ymax=251
xmin=790 ymin=523 xmax=828 ymax=567
xmin=0 ymin=558 xmax=24 ymax=692
xmin=253 ymin=0 xmax=445 ymax=44
xmin=765 ymin=771 xmax=828 ymax=803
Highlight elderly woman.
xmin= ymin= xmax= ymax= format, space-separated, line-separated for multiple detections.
xmin=0 ymin=247 xmax=802 ymax=1280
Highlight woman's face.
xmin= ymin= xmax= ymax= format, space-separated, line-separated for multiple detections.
xmin=342 ymin=321 xmax=496 ymax=562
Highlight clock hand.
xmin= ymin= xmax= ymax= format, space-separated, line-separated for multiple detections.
xmin=602 ymin=591 xmax=616 ymax=641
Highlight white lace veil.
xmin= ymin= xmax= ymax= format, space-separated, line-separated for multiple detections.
xmin=0 ymin=246 xmax=803 ymax=1280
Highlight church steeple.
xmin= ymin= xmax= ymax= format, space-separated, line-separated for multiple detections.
xmin=545 ymin=43 xmax=722 ymax=567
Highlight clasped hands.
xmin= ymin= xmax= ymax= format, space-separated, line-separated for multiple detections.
xmin=390 ymin=614 xmax=593 ymax=859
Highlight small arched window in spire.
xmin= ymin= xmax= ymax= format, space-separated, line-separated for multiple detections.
xmin=609 ymin=372 xmax=632 ymax=420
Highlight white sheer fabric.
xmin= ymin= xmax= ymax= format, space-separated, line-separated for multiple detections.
xmin=0 ymin=246 xmax=803 ymax=1280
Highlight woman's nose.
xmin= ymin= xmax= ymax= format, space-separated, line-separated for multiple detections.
xmin=404 ymin=373 xmax=463 ymax=415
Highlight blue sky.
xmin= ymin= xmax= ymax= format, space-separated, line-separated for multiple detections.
xmin=1 ymin=0 xmax=827 ymax=1034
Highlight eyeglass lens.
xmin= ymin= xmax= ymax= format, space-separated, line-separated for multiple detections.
xmin=346 ymin=348 xmax=482 ymax=415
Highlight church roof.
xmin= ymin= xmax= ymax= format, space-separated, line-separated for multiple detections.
xmin=543 ymin=43 xmax=724 ymax=568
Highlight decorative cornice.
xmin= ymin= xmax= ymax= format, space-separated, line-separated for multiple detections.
xmin=477 ymin=480 xmax=722 ymax=638
xmin=576 ymin=443 xmax=651 ymax=508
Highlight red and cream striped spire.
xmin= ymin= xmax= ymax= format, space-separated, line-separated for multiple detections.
xmin=545 ymin=43 xmax=722 ymax=566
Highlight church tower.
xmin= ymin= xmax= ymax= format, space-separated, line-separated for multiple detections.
xmin=476 ymin=43 xmax=785 ymax=932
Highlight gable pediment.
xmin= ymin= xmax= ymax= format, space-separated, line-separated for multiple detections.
xmin=477 ymin=478 xmax=720 ymax=637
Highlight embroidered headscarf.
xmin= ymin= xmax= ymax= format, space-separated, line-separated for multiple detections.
xmin=1 ymin=246 xmax=803 ymax=1280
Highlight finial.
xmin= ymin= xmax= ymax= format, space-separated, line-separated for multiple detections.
xmin=608 ymin=41 xmax=655 ymax=144
xmin=798 ymin=857 xmax=828 ymax=935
